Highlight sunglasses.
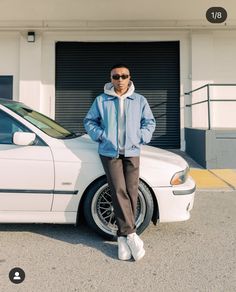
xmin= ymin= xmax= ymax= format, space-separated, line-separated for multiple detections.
xmin=112 ymin=74 xmax=130 ymax=80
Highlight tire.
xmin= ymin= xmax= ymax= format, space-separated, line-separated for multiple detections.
xmin=83 ymin=176 xmax=154 ymax=240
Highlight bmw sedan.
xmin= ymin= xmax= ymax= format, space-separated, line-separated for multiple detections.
xmin=0 ymin=98 xmax=195 ymax=239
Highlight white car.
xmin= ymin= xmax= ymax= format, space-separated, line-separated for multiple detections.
xmin=0 ymin=98 xmax=195 ymax=239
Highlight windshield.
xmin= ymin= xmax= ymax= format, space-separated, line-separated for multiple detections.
xmin=3 ymin=101 xmax=78 ymax=139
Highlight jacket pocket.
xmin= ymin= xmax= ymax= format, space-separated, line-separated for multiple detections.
xmin=127 ymin=129 xmax=142 ymax=150
xmin=135 ymin=129 xmax=142 ymax=145
xmin=99 ymin=134 xmax=117 ymax=152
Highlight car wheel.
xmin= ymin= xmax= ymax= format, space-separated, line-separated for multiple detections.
xmin=83 ymin=176 xmax=154 ymax=240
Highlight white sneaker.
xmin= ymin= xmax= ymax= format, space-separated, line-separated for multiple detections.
xmin=127 ymin=233 xmax=145 ymax=261
xmin=118 ymin=237 xmax=132 ymax=260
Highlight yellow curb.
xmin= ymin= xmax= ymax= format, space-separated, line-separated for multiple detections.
xmin=189 ymin=169 xmax=230 ymax=189
xmin=210 ymin=169 xmax=236 ymax=189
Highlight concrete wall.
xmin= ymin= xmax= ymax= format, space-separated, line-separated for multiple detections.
xmin=185 ymin=128 xmax=236 ymax=168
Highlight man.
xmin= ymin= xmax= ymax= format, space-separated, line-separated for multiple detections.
xmin=84 ymin=64 xmax=156 ymax=261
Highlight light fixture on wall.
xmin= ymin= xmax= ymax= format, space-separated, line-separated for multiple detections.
xmin=27 ymin=31 xmax=35 ymax=42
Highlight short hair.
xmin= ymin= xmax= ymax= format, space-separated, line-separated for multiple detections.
xmin=110 ymin=63 xmax=130 ymax=72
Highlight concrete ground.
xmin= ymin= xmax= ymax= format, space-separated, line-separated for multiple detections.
xmin=1 ymin=190 xmax=235 ymax=292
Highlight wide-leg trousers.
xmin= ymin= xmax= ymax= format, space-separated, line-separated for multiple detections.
xmin=100 ymin=154 xmax=140 ymax=237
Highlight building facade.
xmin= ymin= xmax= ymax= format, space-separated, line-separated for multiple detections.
xmin=1 ymin=0 xmax=236 ymax=166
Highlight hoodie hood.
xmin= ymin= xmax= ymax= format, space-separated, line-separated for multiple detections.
xmin=104 ymin=81 xmax=135 ymax=99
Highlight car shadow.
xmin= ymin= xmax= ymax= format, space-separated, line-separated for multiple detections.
xmin=0 ymin=221 xmax=118 ymax=260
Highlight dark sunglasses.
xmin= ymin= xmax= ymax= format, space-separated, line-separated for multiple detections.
xmin=112 ymin=74 xmax=130 ymax=80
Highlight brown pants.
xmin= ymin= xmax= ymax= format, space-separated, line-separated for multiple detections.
xmin=100 ymin=154 xmax=140 ymax=237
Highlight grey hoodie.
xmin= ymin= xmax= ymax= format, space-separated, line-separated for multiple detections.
xmin=104 ymin=82 xmax=135 ymax=154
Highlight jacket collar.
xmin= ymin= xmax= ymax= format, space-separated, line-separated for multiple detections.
xmin=104 ymin=94 xmax=135 ymax=100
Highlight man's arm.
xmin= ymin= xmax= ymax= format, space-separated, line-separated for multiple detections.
xmin=83 ymin=98 xmax=104 ymax=142
xmin=140 ymin=99 xmax=156 ymax=144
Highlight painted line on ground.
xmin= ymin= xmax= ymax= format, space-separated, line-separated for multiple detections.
xmin=189 ymin=169 xmax=231 ymax=190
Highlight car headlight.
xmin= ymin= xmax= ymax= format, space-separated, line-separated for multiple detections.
xmin=170 ymin=167 xmax=189 ymax=185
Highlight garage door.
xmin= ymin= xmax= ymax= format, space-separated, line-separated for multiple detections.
xmin=55 ymin=42 xmax=180 ymax=148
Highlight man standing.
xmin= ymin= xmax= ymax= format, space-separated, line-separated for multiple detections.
xmin=84 ymin=64 xmax=156 ymax=261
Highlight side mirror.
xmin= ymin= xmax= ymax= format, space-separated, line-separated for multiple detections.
xmin=13 ymin=132 xmax=36 ymax=146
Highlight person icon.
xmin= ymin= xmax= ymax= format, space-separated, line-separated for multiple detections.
xmin=13 ymin=271 xmax=21 ymax=280
xmin=9 ymin=267 xmax=25 ymax=284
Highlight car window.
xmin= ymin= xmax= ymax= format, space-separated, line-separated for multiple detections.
xmin=0 ymin=110 xmax=45 ymax=146
xmin=2 ymin=101 xmax=78 ymax=139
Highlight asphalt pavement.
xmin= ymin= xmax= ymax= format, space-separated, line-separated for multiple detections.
xmin=1 ymin=190 xmax=235 ymax=292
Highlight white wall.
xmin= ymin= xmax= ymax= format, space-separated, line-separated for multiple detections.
xmin=0 ymin=32 xmax=19 ymax=99
xmin=190 ymin=30 xmax=236 ymax=129
xmin=19 ymin=33 xmax=42 ymax=109
xmin=0 ymin=0 xmax=236 ymax=23
xmin=212 ymin=31 xmax=236 ymax=128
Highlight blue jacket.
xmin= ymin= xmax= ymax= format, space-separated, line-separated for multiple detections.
xmin=84 ymin=92 xmax=156 ymax=157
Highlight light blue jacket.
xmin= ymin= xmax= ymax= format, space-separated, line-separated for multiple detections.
xmin=84 ymin=91 xmax=156 ymax=158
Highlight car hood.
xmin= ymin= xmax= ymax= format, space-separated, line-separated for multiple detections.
xmin=55 ymin=134 xmax=189 ymax=187
xmin=141 ymin=144 xmax=188 ymax=170
xmin=62 ymin=134 xmax=188 ymax=170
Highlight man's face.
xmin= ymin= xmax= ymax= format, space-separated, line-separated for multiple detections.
xmin=110 ymin=67 xmax=131 ymax=93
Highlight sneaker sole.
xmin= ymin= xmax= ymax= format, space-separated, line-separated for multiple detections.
xmin=133 ymin=248 xmax=145 ymax=261
xmin=118 ymin=254 xmax=132 ymax=261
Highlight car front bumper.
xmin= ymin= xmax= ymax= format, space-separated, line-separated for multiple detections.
xmin=152 ymin=176 xmax=196 ymax=223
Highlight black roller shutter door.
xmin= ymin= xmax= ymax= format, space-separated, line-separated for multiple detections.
xmin=55 ymin=41 xmax=180 ymax=148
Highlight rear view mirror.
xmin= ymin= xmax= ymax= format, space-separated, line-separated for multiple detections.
xmin=13 ymin=132 xmax=36 ymax=146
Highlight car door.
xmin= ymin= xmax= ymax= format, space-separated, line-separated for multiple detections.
xmin=0 ymin=109 xmax=54 ymax=211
